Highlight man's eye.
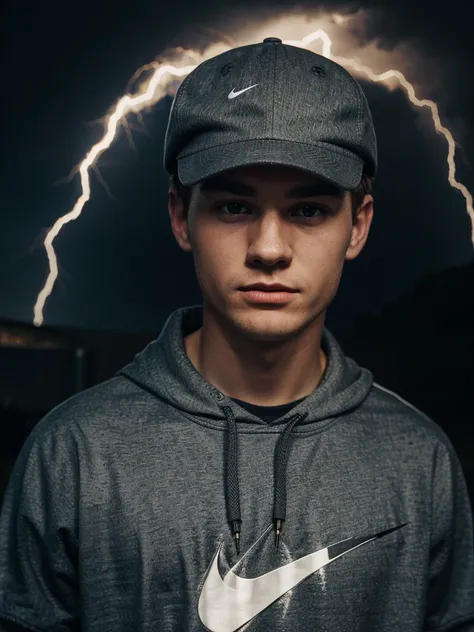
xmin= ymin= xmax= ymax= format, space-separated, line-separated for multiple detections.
xmin=218 ymin=202 xmax=248 ymax=216
xmin=294 ymin=205 xmax=328 ymax=219
xmin=215 ymin=203 xmax=330 ymax=219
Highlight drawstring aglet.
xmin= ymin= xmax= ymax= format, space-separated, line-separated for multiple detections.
xmin=234 ymin=530 xmax=241 ymax=555
xmin=231 ymin=520 xmax=242 ymax=555
xmin=274 ymin=519 xmax=283 ymax=550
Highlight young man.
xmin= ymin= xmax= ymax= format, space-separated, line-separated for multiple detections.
xmin=0 ymin=38 xmax=473 ymax=632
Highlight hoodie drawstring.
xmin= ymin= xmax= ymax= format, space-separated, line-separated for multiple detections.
xmin=223 ymin=405 xmax=242 ymax=555
xmin=222 ymin=405 xmax=308 ymax=555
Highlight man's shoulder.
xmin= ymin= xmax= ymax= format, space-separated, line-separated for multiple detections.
xmin=362 ymin=380 xmax=453 ymax=452
xmin=27 ymin=374 xmax=148 ymax=443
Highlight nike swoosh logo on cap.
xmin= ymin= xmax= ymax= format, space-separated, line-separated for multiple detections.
xmin=198 ymin=523 xmax=407 ymax=632
xmin=228 ymin=84 xmax=259 ymax=99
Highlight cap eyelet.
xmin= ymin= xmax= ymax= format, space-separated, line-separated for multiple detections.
xmin=311 ymin=65 xmax=325 ymax=77
xmin=220 ymin=63 xmax=234 ymax=76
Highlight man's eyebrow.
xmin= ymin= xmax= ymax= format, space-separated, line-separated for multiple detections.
xmin=199 ymin=177 xmax=344 ymax=199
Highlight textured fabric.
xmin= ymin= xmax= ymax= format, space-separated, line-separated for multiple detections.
xmin=0 ymin=303 xmax=473 ymax=632
xmin=163 ymin=39 xmax=377 ymax=189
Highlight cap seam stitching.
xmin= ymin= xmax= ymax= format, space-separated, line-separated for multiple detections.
xmin=358 ymin=86 xmax=363 ymax=146
xmin=344 ymin=71 xmax=365 ymax=150
xmin=174 ymin=71 xmax=192 ymax=145
xmin=271 ymin=45 xmax=276 ymax=137
xmin=178 ymin=138 xmax=364 ymax=164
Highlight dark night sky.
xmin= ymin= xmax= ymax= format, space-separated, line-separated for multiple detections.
xmin=1 ymin=0 xmax=473 ymax=334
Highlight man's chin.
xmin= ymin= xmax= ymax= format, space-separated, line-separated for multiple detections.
xmin=227 ymin=310 xmax=306 ymax=343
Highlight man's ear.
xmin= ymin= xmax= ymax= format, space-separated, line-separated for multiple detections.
xmin=345 ymin=194 xmax=374 ymax=261
xmin=168 ymin=186 xmax=193 ymax=252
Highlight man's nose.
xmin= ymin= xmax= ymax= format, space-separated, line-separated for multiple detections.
xmin=246 ymin=215 xmax=293 ymax=267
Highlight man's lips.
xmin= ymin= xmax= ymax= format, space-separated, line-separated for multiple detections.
xmin=238 ymin=285 xmax=298 ymax=305
xmin=239 ymin=284 xmax=297 ymax=292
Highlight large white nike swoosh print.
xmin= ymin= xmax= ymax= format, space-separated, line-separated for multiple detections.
xmin=198 ymin=523 xmax=407 ymax=632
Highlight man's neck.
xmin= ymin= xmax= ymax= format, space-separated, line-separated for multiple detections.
xmin=184 ymin=310 xmax=327 ymax=407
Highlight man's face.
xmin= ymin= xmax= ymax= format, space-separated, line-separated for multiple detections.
xmin=169 ymin=164 xmax=373 ymax=342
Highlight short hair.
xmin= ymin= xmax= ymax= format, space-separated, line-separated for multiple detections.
xmin=169 ymin=170 xmax=373 ymax=224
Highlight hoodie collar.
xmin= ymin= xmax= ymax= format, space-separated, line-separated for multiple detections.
xmin=119 ymin=304 xmax=373 ymax=431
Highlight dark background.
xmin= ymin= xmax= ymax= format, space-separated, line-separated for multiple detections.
xmin=0 ymin=0 xmax=473 ymax=506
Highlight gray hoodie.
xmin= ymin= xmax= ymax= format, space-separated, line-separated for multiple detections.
xmin=0 ymin=304 xmax=473 ymax=632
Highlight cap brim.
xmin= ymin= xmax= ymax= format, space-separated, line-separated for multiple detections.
xmin=176 ymin=138 xmax=363 ymax=190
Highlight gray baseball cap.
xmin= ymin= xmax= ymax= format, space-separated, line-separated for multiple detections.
xmin=163 ymin=37 xmax=377 ymax=190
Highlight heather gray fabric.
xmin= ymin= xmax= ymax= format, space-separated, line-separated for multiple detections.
xmin=163 ymin=39 xmax=377 ymax=189
xmin=1 ymin=304 xmax=473 ymax=632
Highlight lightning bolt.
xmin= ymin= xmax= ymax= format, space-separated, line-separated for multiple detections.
xmin=32 ymin=27 xmax=474 ymax=327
